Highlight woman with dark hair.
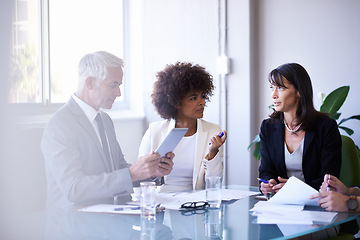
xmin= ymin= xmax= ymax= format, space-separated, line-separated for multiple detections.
xmin=259 ymin=63 xmax=341 ymax=195
xmin=138 ymin=62 xmax=227 ymax=191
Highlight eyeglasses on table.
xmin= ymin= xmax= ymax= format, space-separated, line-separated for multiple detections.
xmin=180 ymin=201 xmax=208 ymax=209
xmin=180 ymin=201 xmax=209 ymax=216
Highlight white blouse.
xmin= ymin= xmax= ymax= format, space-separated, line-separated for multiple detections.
xmin=165 ymin=133 xmax=197 ymax=191
xmin=285 ymin=139 xmax=305 ymax=181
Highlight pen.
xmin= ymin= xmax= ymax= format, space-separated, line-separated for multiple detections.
xmin=209 ymin=132 xmax=224 ymax=145
xmin=327 ymin=174 xmax=331 ymax=191
xmin=114 ymin=206 xmax=140 ymax=211
xmin=257 ymin=178 xmax=269 ymax=184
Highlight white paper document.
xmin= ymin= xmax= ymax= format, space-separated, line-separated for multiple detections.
xmin=277 ymin=224 xmax=318 ymax=236
xmin=77 ymin=204 xmax=141 ymax=215
xmin=157 ymin=189 xmax=259 ymax=210
xmin=250 ymin=200 xmax=304 ymax=213
xmin=267 ymin=176 xmax=319 ymax=206
xmin=250 ymin=177 xmax=338 ymax=225
xmin=252 ymin=209 xmax=338 ymax=225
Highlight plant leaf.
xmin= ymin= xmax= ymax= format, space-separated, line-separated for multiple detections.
xmin=338 ymin=115 xmax=360 ymax=126
xmin=339 ymin=126 xmax=354 ymax=136
xmin=320 ymin=86 xmax=349 ymax=115
xmin=330 ymin=112 xmax=341 ymax=121
xmin=254 ymin=142 xmax=261 ymax=160
xmin=248 ymin=134 xmax=260 ymax=150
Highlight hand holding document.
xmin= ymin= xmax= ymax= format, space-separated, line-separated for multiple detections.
xmin=267 ymin=176 xmax=319 ymax=206
xmin=250 ymin=177 xmax=338 ymax=225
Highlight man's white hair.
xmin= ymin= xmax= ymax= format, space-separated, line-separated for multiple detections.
xmin=77 ymin=51 xmax=124 ymax=89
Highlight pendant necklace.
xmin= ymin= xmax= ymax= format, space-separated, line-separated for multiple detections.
xmin=284 ymin=120 xmax=302 ymax=133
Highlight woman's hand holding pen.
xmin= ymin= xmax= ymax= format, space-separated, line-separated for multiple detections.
xmin=207 ymin=130 xmax=227 ymax=160
xmin=272 ymin=177 xmax=288 ymax=193
xmin=259 ymin=178 xmax=278 ymax=195
xmin=259 ymin=176 xmax=288 ymax=195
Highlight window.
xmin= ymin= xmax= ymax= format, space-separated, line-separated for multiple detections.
xmin=10 ymin=0 xmax=41 ymax=103
xmin=10 ymin=0 xmax=126 ymax=112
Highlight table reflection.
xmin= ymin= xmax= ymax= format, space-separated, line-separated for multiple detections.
xmin=4 ymin=186 xmax=359 ymax=240
xmin=205 ymin=206 xmax=224 ymax=240
xmin=44 ymin=208 xmax=172 ymax=240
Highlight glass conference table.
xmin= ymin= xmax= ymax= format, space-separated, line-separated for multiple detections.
xmin=4 ymin=186 xmax=360 ymax=240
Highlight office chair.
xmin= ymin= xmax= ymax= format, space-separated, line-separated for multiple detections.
xmin=335 ymin=135 xmax=360 ymax=240
xmin=11 ymin=127 xmax=47 ymax=213
xmin=339 ymin=135 xmax=360 ymax=188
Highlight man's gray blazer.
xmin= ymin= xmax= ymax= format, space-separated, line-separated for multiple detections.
xmin=41 ymin=97 xmax=133 ymax=208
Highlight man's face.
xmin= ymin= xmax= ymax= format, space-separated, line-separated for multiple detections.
xmin=88 ymin=66 xmax=123 ymax=110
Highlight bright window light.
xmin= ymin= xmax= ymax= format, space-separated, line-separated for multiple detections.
xmin=9 ymin=0 xmax=125 ymax=109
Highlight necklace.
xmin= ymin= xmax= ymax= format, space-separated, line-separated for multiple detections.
xmin=284 ymin=120 xmax=302 ymax=133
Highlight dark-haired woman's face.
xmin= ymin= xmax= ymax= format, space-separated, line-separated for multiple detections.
xmin=270 ymin=77 xmax=299 ymax=114
xmin=177 ymin=91 xmax=206 ymax=120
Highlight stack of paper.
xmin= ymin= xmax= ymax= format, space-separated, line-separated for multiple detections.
xmin=251 ymin=201 xmax=337 ymax=224
xmin=157 ymin=189 xmax=259 ymax=210
xmin=250 ymin=177 xmax=338 ymax=225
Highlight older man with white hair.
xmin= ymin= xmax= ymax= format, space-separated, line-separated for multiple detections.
xmin=42 ymin=51 xmax=174 ymax=209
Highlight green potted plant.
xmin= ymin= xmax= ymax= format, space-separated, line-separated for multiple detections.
xmin=248 ymin=85 xmax=360 ymax=160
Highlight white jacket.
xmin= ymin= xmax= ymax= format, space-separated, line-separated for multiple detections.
xmin=138 ymin=119 xmax=223 ymax=189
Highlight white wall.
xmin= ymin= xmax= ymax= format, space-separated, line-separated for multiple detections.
xmin=138 ymin=0 xmax=220 ymax=125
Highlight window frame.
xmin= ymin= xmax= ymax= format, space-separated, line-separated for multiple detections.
xmin=9 ymin=0 xmax=130 ymax=117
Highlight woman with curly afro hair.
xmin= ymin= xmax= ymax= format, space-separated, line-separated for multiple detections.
xmin=138 ymin=62 xmax=227 ymax=191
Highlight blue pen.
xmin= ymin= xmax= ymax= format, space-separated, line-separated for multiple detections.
xmin=327 ymin=174 xmax=331 ymax=191
xmin=257 ymin=178 xmax=269 ymax=184
xmin=209 ymin=132 xmax=224 ymax=145
xmin=114 ymin=206 xmax=140 ymax=211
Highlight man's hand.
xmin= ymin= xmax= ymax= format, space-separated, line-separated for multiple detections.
xmin=129 ymin=152 xmax=175 ymax=182
xmin=129 ymin=153 xmax=161 ymax=182
xmin=310 ymin=191 xmax=350 ymax=212
xmin=156 ymin=152 xmax=175 ymax=176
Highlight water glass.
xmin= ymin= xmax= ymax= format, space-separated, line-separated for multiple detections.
xmin=140 ymin=181 xmax=156 ymax=220
xmin=206 ymin=176 xmax=222 ymax=208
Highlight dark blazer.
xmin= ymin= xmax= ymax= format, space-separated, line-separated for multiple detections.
xmin=258 ymin=115 xmax=341 ymax=190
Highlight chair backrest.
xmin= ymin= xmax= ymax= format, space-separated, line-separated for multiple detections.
xmin=339 ymin=135 xmax=360 ymax=188
xmin=10 ymin=127 xmax=46 ymax=213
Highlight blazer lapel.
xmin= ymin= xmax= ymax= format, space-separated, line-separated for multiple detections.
xmin=194 ymin=119 xmax=208 ymax=188
xmin=303 ymin=130 xmax=315 ymax=161
xmin=273 ymin=121 xmax=287 ymax=177
xmin=67 ymin=98 xmax=112 ymax=172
